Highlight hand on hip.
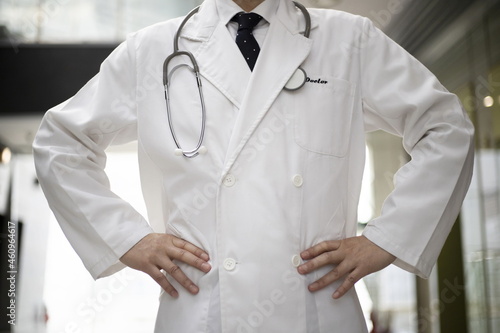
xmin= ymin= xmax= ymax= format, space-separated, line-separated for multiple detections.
xmin=120 ymin=233 xmax=211 ymax=298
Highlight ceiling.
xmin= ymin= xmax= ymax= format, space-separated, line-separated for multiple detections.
xmin=299 ymin=0 xmax=407 ymax=30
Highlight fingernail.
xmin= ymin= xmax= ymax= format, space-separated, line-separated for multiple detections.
xmin=202 ymin=263 xmax=211 ymax=272
xmin=201 ymin=253 xmax=209 ymax=261
xmin=189 ymin=285 xmax=199 ymax=294
xmin=301 ymin=251 xmax=310 ymax=259
xmin=333 ymin=291 xmax=340 ymax=299
xmin=297 ymin=266 xmax=306 ymax=274
xmin=170 ymin=290 xmax=179 ymax=298
xmin=309 ymin=283 xmax=318 ymax=291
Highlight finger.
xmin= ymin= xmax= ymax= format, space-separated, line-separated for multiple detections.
xmin=333 ymin=269 xmax=361 ymax=299
xmin=170 ymin=245 xmax=212 ymax=273
xmin=148 ymin=267 xmax=179 ymax=298
xmin=307 ymin=258 xmax=352 ymax=292
xmin=307 ymin=268 xmax=342 ymax=292
xmin=172 ymin=237 xmax=210 ymax=261
xmin=301 ymin=240 xmax=341 ymax=260
xmin=160 ymin=258 xmax=200 ymax=295
xmin=308 ymin=257 xmax=355 ymax=292
xmin=298 ymin=250 xmax=344 ymax=275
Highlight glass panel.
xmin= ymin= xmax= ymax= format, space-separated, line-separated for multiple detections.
xmin=0 ymin=0 xmax=203 ymax=43
xmin=428 ymin=4 xmax=500 ymax=332
xmin=457 ymin=32 xmax=500 ymax=333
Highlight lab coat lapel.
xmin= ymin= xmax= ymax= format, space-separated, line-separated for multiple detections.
xmin=179 ymin=0 xmax=251 ymax=108
xmin=222 ymin=1 xmax=313 ymax=173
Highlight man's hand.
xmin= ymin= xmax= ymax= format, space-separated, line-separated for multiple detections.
xmin=297 ymin=236 xmax=395 ymax=299
xmin=120 ymin=233 xmax=211 ymax=298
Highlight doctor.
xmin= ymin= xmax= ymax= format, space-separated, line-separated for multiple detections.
xmin=33 ymin=0 xmax=474 ymax=332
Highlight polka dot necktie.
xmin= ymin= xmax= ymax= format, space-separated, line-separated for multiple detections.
xmin=231 ymin=12 xmax=263 ymax=71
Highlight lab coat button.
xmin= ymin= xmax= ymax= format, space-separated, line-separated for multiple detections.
xmin=223 ymin=258 xmax=237 ymax=271
xmin=223 ymin=174 xmax=236 ymax=187
xmin=292 ymin=255 xmax=301 ymax=267
xmin=292 ymin=174 xmax=303 ymax=187
xmin=198 ymin=146 xmax=208 ymax=155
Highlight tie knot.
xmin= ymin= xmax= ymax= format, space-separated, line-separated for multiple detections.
xmin=232 ymin=12 xmax=262 ymax=31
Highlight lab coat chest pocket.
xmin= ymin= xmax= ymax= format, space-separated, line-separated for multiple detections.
xmin=293 ymin=77 xmax=355 ymax=157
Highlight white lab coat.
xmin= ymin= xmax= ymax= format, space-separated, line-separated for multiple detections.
xmin=33 ymin=0 xmax=474 ymax=332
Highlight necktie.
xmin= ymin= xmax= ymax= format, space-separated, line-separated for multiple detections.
xmin=231 ymin=12 xmax=263 ymax=71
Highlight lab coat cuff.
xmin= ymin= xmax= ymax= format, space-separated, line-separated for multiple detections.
xmin=90 ymin=225 xmax=154 ymax=279
xmin=362 ymin=225 xmax=433 ymax=279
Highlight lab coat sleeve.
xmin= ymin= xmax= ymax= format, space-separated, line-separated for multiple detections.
xmin=33 ymin=34 xmax=154 ymax=279
xmin=358 ymin=18 xmax=474 ymax=278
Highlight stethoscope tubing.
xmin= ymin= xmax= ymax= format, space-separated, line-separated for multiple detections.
xmin=163 ymin=2 xmax=311 ymax=158
xmin=163 ymin=50 xmax=206 ymax=158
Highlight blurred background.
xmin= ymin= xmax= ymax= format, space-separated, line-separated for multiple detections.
xmin=0 ymin=0 xmax=499 ymax=332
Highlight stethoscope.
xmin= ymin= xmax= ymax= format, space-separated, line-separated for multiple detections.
xmin=163 ymin=2 xmax=311 ymax=158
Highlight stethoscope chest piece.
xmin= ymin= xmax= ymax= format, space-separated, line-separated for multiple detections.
xmin=284 ymin=67 xmax=307 ymax=91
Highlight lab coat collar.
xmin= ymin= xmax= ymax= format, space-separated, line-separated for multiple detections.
xmin=175 ymin=0 xmax=249 ymax=108
xmin=178 ymin=0 xmax=218 ymax=42
xmin=179 ymin=0 xmax=319 ymax=41
xmin=277 ymin=0 xmax=319 ymax=35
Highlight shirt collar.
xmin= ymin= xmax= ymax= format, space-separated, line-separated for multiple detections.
xmin=216 ymin=0 xmax=279 ymax=25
